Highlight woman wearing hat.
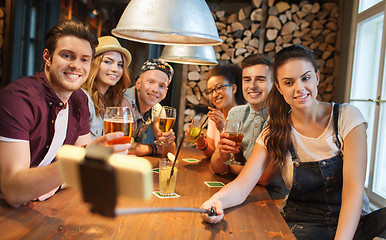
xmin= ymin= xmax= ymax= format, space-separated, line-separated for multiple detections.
xmin=82 ymin=36 xmax=132 ymax=139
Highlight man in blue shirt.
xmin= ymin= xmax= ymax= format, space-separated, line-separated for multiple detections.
xmin=210 ymin=54 xmax=288 ymax=199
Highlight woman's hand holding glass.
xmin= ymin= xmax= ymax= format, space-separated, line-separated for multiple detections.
xmin=185 ymin=119 xmax=205 ymax=144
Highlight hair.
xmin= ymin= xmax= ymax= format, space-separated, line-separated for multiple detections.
xmin=205 ymin=64 xmax=245 ymax=105
xmin=264 ymin=44 xmax=318 ymax=169
xmin=82 ymin=52 xmax=131 ymax=117
xmin=241 ymin=53 xmax=273 ymax=73
xmin=43 ymin=19 xmax=98 ymax=70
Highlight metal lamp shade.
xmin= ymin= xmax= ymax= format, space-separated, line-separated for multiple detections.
xmin=111 ymin=0 xmax=222 ymax=46
xmin=160 ymin=45 xmax=218 ymax=65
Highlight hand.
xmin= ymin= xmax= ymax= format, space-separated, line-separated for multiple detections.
xmin=218 ymin=132 xmax=240 ymax=155
xmin=207 ymin=107 xmax=225 ymax=132
xmin=89 ymin=132 xmax=132 ymax=154
xmin=200 ymin=199 xmax=224 ymax=224
xmin=157 ymin=129 xmax=176 ymax=145
xmin=185 ymin=123 xmax=205 ymax=142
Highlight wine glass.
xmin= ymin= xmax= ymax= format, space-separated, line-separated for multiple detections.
xmin=154 ymin=106 xmax=176 ymax=145
xmin=223 ymin=119 xmax=244 ymax=165
xmin=103 ymin=106 xmax=135 ymax=145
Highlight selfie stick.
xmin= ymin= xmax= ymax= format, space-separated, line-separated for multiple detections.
xmin=79 ymin=145 xmax=217 ymax=217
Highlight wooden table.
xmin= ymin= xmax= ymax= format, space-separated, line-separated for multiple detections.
xmin=0 ymin=147 xmax=295 ymax=239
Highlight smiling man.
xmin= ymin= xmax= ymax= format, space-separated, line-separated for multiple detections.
xmin=210 ymin=54 xmax=273 ymax=175
xmin=122 ymin=59 xmax=176 ymax=156
xmin=0 ymin=20 xmax=131 ymax=207
xmin=210 ymin=53 xmax=289 ymax=201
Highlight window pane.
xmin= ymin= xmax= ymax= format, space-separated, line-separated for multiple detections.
xmin=374 ymin=102 xmax=386 ymax=198
xmin=351 ymin=13 xmax=383 ymax=100
xmin=358 ymin=0 xmax=382 ymax=13
xmin=350 ymin=101 xmax=376 ymax=186
xmin=27 ymin=7 xmax=37 ymax=76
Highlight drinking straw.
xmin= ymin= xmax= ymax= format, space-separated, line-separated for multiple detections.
xmin=199 ymin=115 xmax=209 ymax=129
xmin=169 ymin=135 xmax=184 ymax=178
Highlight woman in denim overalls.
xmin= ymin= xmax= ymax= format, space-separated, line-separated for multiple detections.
xmin=201 ymin=45 xmax=385 ymax=239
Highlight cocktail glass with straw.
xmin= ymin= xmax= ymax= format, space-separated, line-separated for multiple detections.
xmin=186 ymin=116 xmax=209 ymax=144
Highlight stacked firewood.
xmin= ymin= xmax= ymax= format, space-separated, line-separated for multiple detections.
xmin=263 ymin=1 xmax=339 ymax=102
xmin=184 ymin=0 xmax=339 ymax=125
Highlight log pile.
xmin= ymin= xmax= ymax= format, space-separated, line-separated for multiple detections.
xmin=184 ymin=0 xmax=340 ymax=126
xmin=263 ymin=1 xmax=339 ymax=102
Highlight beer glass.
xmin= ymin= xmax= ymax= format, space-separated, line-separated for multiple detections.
xmin=154 ymin=106 xmax=176 ymax=145
xmin=104 ymin=106 xmax=135 ymax=145
xmin=223 ymin=119 xmax=244 ymax=165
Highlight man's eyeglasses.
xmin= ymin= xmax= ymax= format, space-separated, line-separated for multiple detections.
xmin=204 ymin=84 xmax=232 ymax=96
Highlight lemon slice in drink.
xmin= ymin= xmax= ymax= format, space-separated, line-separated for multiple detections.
xmin=167 ymin=152 xmax=175 ymax=162
xmin=190 ymin=127 xmax=201 ymax=138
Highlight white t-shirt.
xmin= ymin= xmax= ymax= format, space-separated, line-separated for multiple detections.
xmin=206 ymin=119 xmax=221 ymax=146
xmin=256 ymin=103 xmax=367 ymax=189
xmin=0 ymin=105 xmax=69 ymax=167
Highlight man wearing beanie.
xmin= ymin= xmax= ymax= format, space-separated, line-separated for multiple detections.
xmin=123 ymin=59 xmax=176 ymax=156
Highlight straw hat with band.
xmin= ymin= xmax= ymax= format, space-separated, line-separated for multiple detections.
xmin=137 ymin=59 xmax=174 ymax=84
xmin=95 ymin=36 xmax=132 ymax=68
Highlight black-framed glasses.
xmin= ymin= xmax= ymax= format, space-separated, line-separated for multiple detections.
xmin=204 ymin=84 xmax=232 ymax=96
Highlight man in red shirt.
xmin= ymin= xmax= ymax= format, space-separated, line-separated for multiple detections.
xmin=0 ymin=20 xmax=131 ymax=207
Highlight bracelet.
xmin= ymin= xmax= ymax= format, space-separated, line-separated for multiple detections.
xmin=150 ymin=144 xmax=158 ymax=155
xmin=150 ymin=144 xmax=155 ymax=155
xmin=196 ymin=139 xmax=208 ymax=150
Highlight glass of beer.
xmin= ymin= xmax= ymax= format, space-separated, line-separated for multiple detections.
xmin=104 ymin=106 xmax=135 ymax=145
xmin=223 ymin=119 xmax=244 ymax=165
xmin=154 ymin=106 xmax=176 ymax=145
xmin=159 ymin=158 xmax=178 ymax=196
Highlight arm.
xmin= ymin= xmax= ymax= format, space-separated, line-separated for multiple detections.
xmin=132 ymin=121 xmax=176 ymax=157
xmin=210 ymin=132 xmax=237 ymax=174
xmin=196 ymin=136 xmax=216 ymax=158
xmin=334 ymin=123 xmax=367 ymax=240
xmin=184 ymin=123 xmax=215 ymax=158
xmin=201 ymin=144 xmax=270 ymax=223
xmin=0 ymin=141 xmax=62 ymax=207
xmin=256 ymin=160 xmax=281 ymax=186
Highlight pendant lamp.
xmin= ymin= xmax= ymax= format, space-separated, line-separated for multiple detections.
xmin=112 ymin=0 xmax=222 ymax=46
xmin=160 ymin=45 xmax=218 ymax=65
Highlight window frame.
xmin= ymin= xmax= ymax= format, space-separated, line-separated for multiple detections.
xmin=345 ymin=0 xmax=386 ymax=209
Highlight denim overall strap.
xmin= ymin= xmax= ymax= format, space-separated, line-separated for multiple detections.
xmin=333 ymin=103 xmax=342 ymax=150
xmin=284 ymin=104 xmax=343 ymax=240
